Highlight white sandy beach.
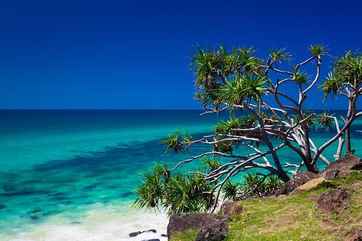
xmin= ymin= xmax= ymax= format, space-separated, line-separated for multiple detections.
xmin=0 ymin=203 xmax=168 ymax=241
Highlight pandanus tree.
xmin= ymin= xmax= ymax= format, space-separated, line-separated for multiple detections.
xmin=323 ymin=51 xmax=362 ymax=154
xmin=136 ymin=46 xmax=361 ymax=215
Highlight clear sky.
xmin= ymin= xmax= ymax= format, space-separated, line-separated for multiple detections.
xmin=1 ymin=0 xmax=361 ymax=109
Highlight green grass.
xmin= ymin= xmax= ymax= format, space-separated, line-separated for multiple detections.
xmin=170 ymin=171 xmax=362 ymax=241
xmin=171 ymin=229 xmax=199 ymax=241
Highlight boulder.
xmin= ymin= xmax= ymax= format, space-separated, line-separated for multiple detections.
xmin=294 ymin=177 xmax=326 ymax=192
xmin=195 ymin=219 xmax=228 ymax=241
xmin=322 ymin=169 xmax=340 ymax=180
xmin=221 ymin=201 xmax=243 ymax=219
xmin=167 ymin=214 xmax=222 ymax=239
xmin=317 ymin=188 xmax=349 ymax=214
xmin=345 ymin=230 xmax=362 ymax=241
xmin=276 ymin=171 xmax=319 ymax=195
xmin=323 ymin=154 xmax=361 ymax=178
xmin=129 ymin=229 xmax=157 ymax=238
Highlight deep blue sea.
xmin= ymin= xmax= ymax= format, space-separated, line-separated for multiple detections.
xmin=0 ymin=110 xmax=361 ymax=239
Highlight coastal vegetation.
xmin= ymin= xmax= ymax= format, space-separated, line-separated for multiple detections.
xmin=136 ymin=46 xmax=362 ymax=215
xmin=170 ymin=170 xmax=362 ymax=241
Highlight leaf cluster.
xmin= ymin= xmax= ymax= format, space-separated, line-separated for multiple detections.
xmin=162 ymin=132 xmax=192 ymax=152
xmin=135 ymin=164 xmax=214 ymax=215
xmin=222 ymin=174 xmax=283 ymax=200
xmin=193 ymin=47 xmax=265 ymax=107
xmin=323 ymin=51 xmax=362 ymax=95
xmin=215 ymin=116 xmax=256 ymax=135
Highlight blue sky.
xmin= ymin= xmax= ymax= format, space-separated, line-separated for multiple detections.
xmin=0 ymin=0 xmax=361 ymax=109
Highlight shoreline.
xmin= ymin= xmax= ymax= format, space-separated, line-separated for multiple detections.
xmin=0 ymin=202 xmax=168 ymax=241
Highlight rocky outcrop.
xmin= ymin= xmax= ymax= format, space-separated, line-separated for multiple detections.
xmin=165 ymin=155 xmax=362 ymax=241
xmin=167 ymin=214 xmax=224 ymax=239
xmin=276 ymin=171 xmax=319 ymax=195
xmin=294 ymin=177 xmax=326 ymax=192
xmin=322 ymin=168 xmax=340 ymax=179
xmin=317 ymin=188 xmax=349 ymax=214
xmin=345 ymin=230 xmax=362 ymax=241
xmin=322 ymin=154 xmax=361 ymax=178
xmin=195 ymin=219 xmax=228 ymax=241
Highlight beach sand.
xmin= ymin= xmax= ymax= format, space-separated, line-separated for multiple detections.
xmin=0 ymin=203 xmax=168 ymax=241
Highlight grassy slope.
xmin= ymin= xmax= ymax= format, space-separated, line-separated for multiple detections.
xmin=171 ymin=171 xmax=362 ymax=241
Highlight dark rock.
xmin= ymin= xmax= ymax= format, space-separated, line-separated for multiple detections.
xmin=120 ymin=191 xmax=133 ymax=198
xmin=323 ymin=154 xmax=361 ymax=177
xmin=49 ymin=192 xmax=67 ymax=201
xmin=276 ymin=171 xmax=319 ymax=195
xmin=141 ymin=239 xmax=160 ymax=241
xmin=129 ymin=231 xmax=141 ymax=237
xmin=221 ymin=201 xmax=243 ymax=219
xmin=167 ymin=214 xmax=222 ymax=239
xmin=345 ymin=230 xmax=362 ymax=241
xmin=352 ymin=163 xmax=362 ymax=171
xmin=161 ymin=234 xmax=168 ymax=237
xmin=29 ymin=208 xmax=42 ymax=214
xmin=129 ymin=229 xmax=157 ymax=238
xmin=83 ymin=183 xmax=98 ymax=190
xmin=30 ymin=215 xmax=40 ymax=220
xmin=317 ymin=188 xmax=349 ymax=214
xmin=70 ymin=221 xmax=82 ymax=224
xmin=195 ymin=219 xmax=228 ymax=241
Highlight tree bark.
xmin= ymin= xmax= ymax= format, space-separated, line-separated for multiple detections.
xmin=345 ymin=95 xmax=356 ymax=154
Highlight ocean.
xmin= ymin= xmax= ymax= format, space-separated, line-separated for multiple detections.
xmin=0 ymin=110 xmax=361 ymax=240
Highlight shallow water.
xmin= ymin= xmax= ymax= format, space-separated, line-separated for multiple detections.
xmin=0 ymin=110 xmax=361 ymax=239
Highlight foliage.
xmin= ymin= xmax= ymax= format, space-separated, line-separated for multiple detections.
xmin=242 ymin=174 xmax=283 ymax=197
xmin=162 ymin=132 xmax=192 ymax=152
xmin=323 ymin=51 xmax=362 ymax=96
xmin=215 ymin=116 xmax=256 ymax=135
xmin=222 ymin=181 xmax=239 ymax=201
xmin=317 ymin=112 xmax=334 ymax=129
xmin=310 ymin=44 xmax=327 ymax=57
xmin=136 ymin=164 xmax=214 ymax=215
xmin=203 ymin=159 xmax=221 ymax=171
xmin=269 ymin=49 xmax=290 ymax=63
xmin=222 ymin=174 xmax=283 ymax=201
xmin=218 ymin=74 xmax=266 ymax=104
xmin=292 ymin=72 xmax=307 ymax=84
xmin=193 ymin=47 xmax=263 ymax=107
xmin=213 ymin=139 xmax=234 ymax=153
xmin=135 ymin=164 xmax=169 ymax=208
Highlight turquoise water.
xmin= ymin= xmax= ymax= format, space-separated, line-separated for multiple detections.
xmin=0 ymin=110 xmax=216 ymax=235
xmin=0 ymin=110 xmax=361 ymax=235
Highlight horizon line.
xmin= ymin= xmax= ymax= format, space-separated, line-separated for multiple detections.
xmin=0 ymin=108 xmax=350 ymax=111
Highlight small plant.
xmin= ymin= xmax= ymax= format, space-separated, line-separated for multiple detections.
xmin=162 ymin=132 xmax=192 ymax=152
xmin=222 ymin=181 xmax=240 ymax=201
xmin=241 ymin=174 xmax=282 ymax=198
xmin=203 ymin=159 xmax=221 ymax=171
xmin=136 ymin=165 xmax=214 ymax=215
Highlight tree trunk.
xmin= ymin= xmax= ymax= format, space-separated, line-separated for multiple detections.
xmin=345 ymin=96 xmax=356 ymax=154
xmin=277 ymin=169 xmax=290 ymax=182
xmin=304 ymin=158 xmax=318 ymax=173
xmin=345 ymin=127 xmax=352 ymax=153
xmin=262 ymin=137 xmax=290 ymax=182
